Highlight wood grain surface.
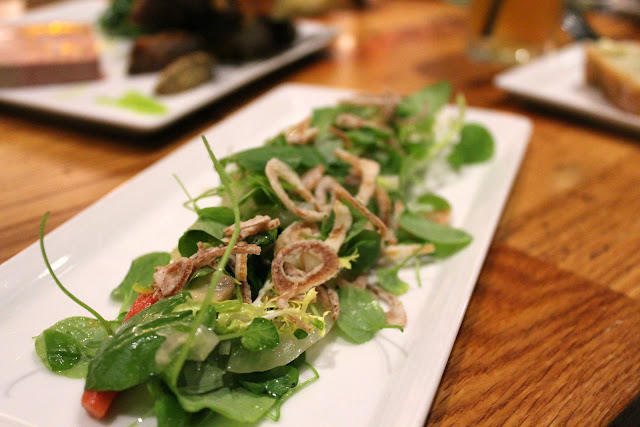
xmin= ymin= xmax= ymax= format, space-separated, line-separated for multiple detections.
xmin=1 ymin=1 xmax=640 ymax=425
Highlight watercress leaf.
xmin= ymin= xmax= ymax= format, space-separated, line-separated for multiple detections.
xmin=412 ymin=193 xmax=451 ymax=213
xmin=343 ymin=202 xmax=372 ymax=244
xmin=178 ymin=358 xmax=227 ymax=395
xmin=376 ymin=266 xmax=410 ymax=296
xmin=237 ymin=365 xmax=299 ymax=398
xmin=336 ymin=287 xmax=387 ymax=344
xmin=42 ymin=330 xmax=81 ymax=371
xmin=396 ymin=81 xmax=451 ymax=118
xmin=346 ymin=128 xmax=389 ymax=151
xmin=447 ymin=123 xmax=495 ymax=170
xmin=241 ymin=318 xmax=280 ymax=352
xmin=224 ymin=146 xmax=325 ymax=174
xmin=309 ymin=107 xmax=339 ymax=133
xmin=398 ymin=212 xmax=472 ymax=257
xmin=86 ymin=294 xmax=192 ymax=391
xmin=149 ymin=381 xmax=192 ymax=427
xmin=179 ymin=208 xmax=234 ymax=257
xmin=198 ymin=206 xmax=235 ymax=223
xmin=175 ymin=387 xmax=276 ymax=423
xmin=338 ymin=229 xmax=381 ymax=274
xmin=265 ymin=133 xmax=287 ymax=146
xmin=111 ymin=252 xmax=171 ymax=314
xmin=293 ymin=329 xmax=308 ymax=340
xmin=34 ymin=316 xmax=119 ymax=379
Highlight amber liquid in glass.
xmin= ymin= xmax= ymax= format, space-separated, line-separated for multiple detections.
xmin=468 ymin=0 xmax=563 ymax=64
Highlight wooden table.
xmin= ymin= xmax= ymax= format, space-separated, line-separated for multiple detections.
xmin=2 ymin=1 xmax=639 ymax=425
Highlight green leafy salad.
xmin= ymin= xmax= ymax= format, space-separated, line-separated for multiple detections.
xmin=35 ymin=82 xmax=494 ymax=425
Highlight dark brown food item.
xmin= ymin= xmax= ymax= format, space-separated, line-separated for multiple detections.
xmin=128 ymin=30 xmax=204 ymax=74
xmin=154 ymin=51 xmax=216 ymax=95
xmin=125 ymin=0 xmax=297 ymax=64
xmin=203 ymin=17 xmax=297 ymax=62
xmin=0 ymin=22 xmax=100 ymax=87
xmin=130 ymin=0 xmax=212 ymax=31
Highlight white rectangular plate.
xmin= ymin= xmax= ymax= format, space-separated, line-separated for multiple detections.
xmin=0 ymin=0 xmax=336 ymax=133
xmin=495 ymin=43 xmax=640 ymax=133
xmin=0 ymin=83 xmax=531 ymax=427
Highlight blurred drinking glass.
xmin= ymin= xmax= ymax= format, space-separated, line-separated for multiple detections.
xmin=467 ymin=0 xmax=565 ymax=64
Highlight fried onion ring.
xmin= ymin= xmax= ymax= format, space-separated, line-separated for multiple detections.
xmin=301 ymin=165 xmax=325 ymax=190
xmin=382 ymin=243 xmax=435 ymax=263
xmin=318 ymin=285 xmax=340 ymax=320
xmin=285 ymin=117 xmax=318 ymax=145
xmin=333 ymin=185 xmax=397 ymax=244
xmin=374 ymin=185 xmax=392 ymax=225
xmin=275 ymin=221 xmax=320 ymax=254
xmin=234 ymin=253 xmax=248 ymax=282
xmin=222 ymin=215 xmax=279 ymax=243
xmin=272 ymin=240 xmax=340 ymax=299
xmin=334 ymin=148 xmax=380 ymax=205
xmin=324 ymin=202 xmax=352 ymax=252
xmin=265 ymin=158 xmax=325 ymax=222
xmin=153 ymin=257 xmax=193 ymax=298
xmin=190 ymin=242 xmax=261 ymax=270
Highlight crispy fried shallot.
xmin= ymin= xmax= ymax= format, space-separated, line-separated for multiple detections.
xmin=272 ymin=240 xmax=340 ymax=300
xmin=334 ymin=113 xmax=391 ymax=132
xmin=334 ymin=148 xmax=379 ymax=205
xmin=154 ymin=241 xmax=262 ymax=298
xmin=153 ymin=257 xmax=193 ymax=298
xmin=374 ymin=185 xmax=392 ymax=225
xmin=382 ymin=243 xmax=435 ymax=262
xmin=222 ymin=215 xmax=279 ymax=243
xmin=324 ymin=202 xmax=352 ymax=252
xmin=234 ymin=253 xmax=248 ymax=282
xmin=275 ymin=221 xmax=320 ymax=254
xmin=288 ymin=314 xmax=313 ymax=333
xmin=368 ymin=284 xmax=406 ymax=327
xmin=240 ymin=281 xmax=252 ymax=304
xmin=317 ymin=285 xmax=340 ymax=320
xmin=265 ymin=158 xmax=325 ymax=222
xmin=301 ymin=165 xmax=325 ymax=190
xmin=190 ymin=242 xmax=261 ymax=270
xmin=341 ymin=91 xmax=401 ymax=121
xmin=333 ymin=185 xmax=397 ymax=244
xmin=328 ymin=126 xmax=351 ymax=148
xmin=313 ymin=176 xmax=339 ymax=211
xmin=285 ymin=118 xmax=318 ymax=145
xmin=337 ymin=274 xmax=368 ymax=289
xmin=423 ymin=209 xmax=451 ymax=225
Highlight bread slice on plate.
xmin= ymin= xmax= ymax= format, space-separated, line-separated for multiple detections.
xmin=585 ymin=39 xmax=640 ymax=115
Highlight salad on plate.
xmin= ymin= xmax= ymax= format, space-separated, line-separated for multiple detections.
xmin=35 ymin=81 xmax=494 ymax=425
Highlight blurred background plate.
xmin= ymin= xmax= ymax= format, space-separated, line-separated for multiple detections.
xmin=0 ymin=0 xmax=337 ymax=134
xmin=495 ymin=43 xmax=640 ymax=133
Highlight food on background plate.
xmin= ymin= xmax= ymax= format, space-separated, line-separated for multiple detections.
xmin=35 ymin=82 xmax=496 ymax=424
xmin=0 ymin=22 xmax=101 ymax=87
xmin=101 ymin=0 xmax=297 ymax=94
xmin=585 ymin=39 xmax=640 ymax=115
xmin=155 ymin=51 xmax=216 ymax=95
xmin=128 ymin=30 xmax=205 ymax=75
